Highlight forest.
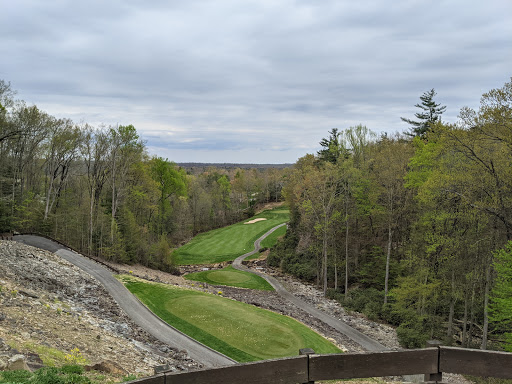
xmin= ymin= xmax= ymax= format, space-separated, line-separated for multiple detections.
xmin=0 ymin=79 xmax=289 ymax=271
xmin=1 ymin=77 xmax=511 ymax=352
xmin=268 ymin=79 xmax=512 ymax=351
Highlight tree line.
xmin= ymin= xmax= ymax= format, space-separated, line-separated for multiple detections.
xmin=268 ymin=79 xmax=512 ymax=351
xmin=0 ymin=79 xmax=288 ymax=271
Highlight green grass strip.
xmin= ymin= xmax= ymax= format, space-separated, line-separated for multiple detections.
xmin=184 ymin=265 xmax=274 ymax=291
xmin=261 ymin=224 xmax=287 ymax=249
xmin=174 ymin=208 xmax=289 ymax=265
xmin=120 ymin=276 xmax=341 ymax=362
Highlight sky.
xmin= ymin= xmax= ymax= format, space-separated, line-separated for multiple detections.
xmin=1 ymin=1 xmax=511 ymax=164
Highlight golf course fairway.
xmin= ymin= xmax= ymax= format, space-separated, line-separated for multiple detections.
xmin=173 ymin=208 xmax=289 ymax=265
xmin=121 ymin=276 xmax=341 ymax=362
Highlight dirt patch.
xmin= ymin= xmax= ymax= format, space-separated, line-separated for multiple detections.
xmin=255 ymin=201 xmax=286 ymax=214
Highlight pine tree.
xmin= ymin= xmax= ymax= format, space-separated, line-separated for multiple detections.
xmin=401 ymin=89 xmax=446 ymax=137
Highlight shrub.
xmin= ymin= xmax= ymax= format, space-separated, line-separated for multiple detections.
xmin=396 ymin=321 xmax=429 ymax=348
xmin=60 ymin=365 xmax=84 ymax=375
xmin=1 ymin=369 xmax=33 ymax=382
xmin=64 ymin=348 xmax=87 ymax=365
xmin=122 ymin=374 xmax=138 ymax=382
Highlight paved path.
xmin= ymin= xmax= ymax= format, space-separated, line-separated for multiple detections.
xmin=14 ymin=235 xmax=236 ymax=368
xmin=232 ymin=224 xmax=387 ymax=352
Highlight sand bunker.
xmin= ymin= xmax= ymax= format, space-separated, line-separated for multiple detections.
xmin=244 ymin=218 xmax=267 ymax=224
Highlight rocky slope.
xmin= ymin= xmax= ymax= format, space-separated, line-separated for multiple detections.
xmin=0 ymin=240 xmax=200 ymax=382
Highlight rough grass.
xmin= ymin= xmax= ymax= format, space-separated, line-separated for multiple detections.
xmin=184 ymin=265 xmax=274 ymax=290
xmin=174 ymin=208 xmax=289 ymax=265
xmin=261 ymin=224 xmax=286 ymax=249
xmin=120 ymin=276 xmax=341 ymax=362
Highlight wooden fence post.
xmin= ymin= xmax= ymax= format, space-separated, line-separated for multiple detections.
xmin=424 ymin=340 xmax=442 ymax=383
xmin=300 ymin=348 xmax=315 ymax=384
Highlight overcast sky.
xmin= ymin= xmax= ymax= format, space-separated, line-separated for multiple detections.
xmin=1 ymin=1 xmax=511 ymax=163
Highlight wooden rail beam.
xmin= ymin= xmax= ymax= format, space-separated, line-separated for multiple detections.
xmin=440 ymin=346 xmax=512 ymax=378
xmin=165 ymin=355 xmax=308 ymax=384
xmin=308 ymin=348 xmax=439 ymax=382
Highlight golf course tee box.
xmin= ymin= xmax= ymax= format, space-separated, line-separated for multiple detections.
xmin=120 ymin=275 xmax=341 ymax=362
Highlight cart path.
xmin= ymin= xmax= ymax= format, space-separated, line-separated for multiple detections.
xmin=14 ymin=235 xmax=236 ymax=368
xmin=232 ymin=223 xmax=387 ymax=352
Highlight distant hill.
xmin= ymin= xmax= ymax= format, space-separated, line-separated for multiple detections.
xmin=177 ymin=162 xmax=293 ymax=172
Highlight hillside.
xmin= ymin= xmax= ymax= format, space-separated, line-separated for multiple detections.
xmin=0 ymin=240 xmax=200 ymax=382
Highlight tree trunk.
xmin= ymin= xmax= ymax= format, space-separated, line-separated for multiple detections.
xmin=384 ymin=222 xmax=392 ymax=304
xmin=447 ymin=269 xmax=456 ymax=339
xmin=334 ymin=264 xmax=338 ymax=291
xmin=322 ymin=228 xmax=328 ymax=296
xmin=462 ymin=290 xmax=468 ymax=347
xmin=481 ymin=260 xmax=491 ymax=350
xmin=89 ymin=187 xmax=95 ymax=253
xmin=468 ymin=282 xmax=476 ymax=347
xmin=44 ymin=175 xmax=55 ymax=220
xmin=111 ymin=159 xmax=116 ymax=244
xmin=344 ymin=218 xmax=349 ymax=301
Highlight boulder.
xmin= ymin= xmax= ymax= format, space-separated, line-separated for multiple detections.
xmin=86 ymin=360 xmax=129 ymax=375
xmin=6 ymin=354 xmax=31 ymax=371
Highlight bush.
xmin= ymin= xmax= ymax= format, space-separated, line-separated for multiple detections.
xmin=0 ymin=366 xmax=92 ymax=384
xmin=1 ymin=369 xmax=33 ymax=382
xmin=60 ymin=365 xmax=84 ymax=375
xmin=348 ymin=288 xmax=383 ymax=313
xmin=396 ymin=321 xmax=429 ymax=348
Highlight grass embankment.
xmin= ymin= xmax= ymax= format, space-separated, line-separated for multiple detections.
xmin=0 ymin=365 xmax=136 ymax=384
xmin=121 ymin=276 xmax=341 ymax=362
xmin=184 ymin=265 xmax=274 ymax=291
xmin=174 ymin=208 xmax=289 ymax=265
xmin=261 ymin=223 xmax=287 ymax=249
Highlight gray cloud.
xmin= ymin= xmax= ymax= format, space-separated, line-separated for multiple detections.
xmin=1 ymin=0 xmax=511 ymax=163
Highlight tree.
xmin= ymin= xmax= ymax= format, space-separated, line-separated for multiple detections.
xmin=293 ymin=161 xmax=342 ymax=295
xmin=489 ymin=241 xmax=512 ymax=351
xmin=317 ymin=128 xmax=349 ymax=164
xmin=401 ymin=89 xmax=446 ymax=137
xmin=107 ymin=124 xmax=143 ymax=243
xmin=82 ymin=126 xmax=111 ymax=253
xmin=371 ymin=135 xmax=414 ymax=304
xmin=150 ymin=157 xmax=187 ymax=235
xmin=0 ymin=80 xmax=18 ymax=142
xmin=42 ymin=119 xmax=82 ymax=220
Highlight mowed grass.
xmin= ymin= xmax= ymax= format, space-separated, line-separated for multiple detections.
xmin=184 ymin=265 xmax=274 ymax=291
xmin=174 ymin=208 xmax=289 ymax=265
xmin=121 ymin=276 xmax=341 ymax=362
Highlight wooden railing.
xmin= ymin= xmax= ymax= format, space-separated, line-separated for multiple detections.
xmin=126 ymin=346 xmax=512 ymax=384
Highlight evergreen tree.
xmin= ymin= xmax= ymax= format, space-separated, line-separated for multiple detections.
xmin=317 ymin=128 xmax=349 ymax=163
xmin=401 ymin=89 xmax=446 ymax=137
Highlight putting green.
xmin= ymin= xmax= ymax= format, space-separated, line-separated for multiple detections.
xmin=121 ymin=276 xmax=341 ymax=362
xmin=185 ymin=265 xmax=274 ymax=290
xmin=208 ymin=270 xmax=249 ymax=284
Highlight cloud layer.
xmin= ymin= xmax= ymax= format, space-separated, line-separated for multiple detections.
xmin=2 ymin=0 xmax=511 ymax=163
